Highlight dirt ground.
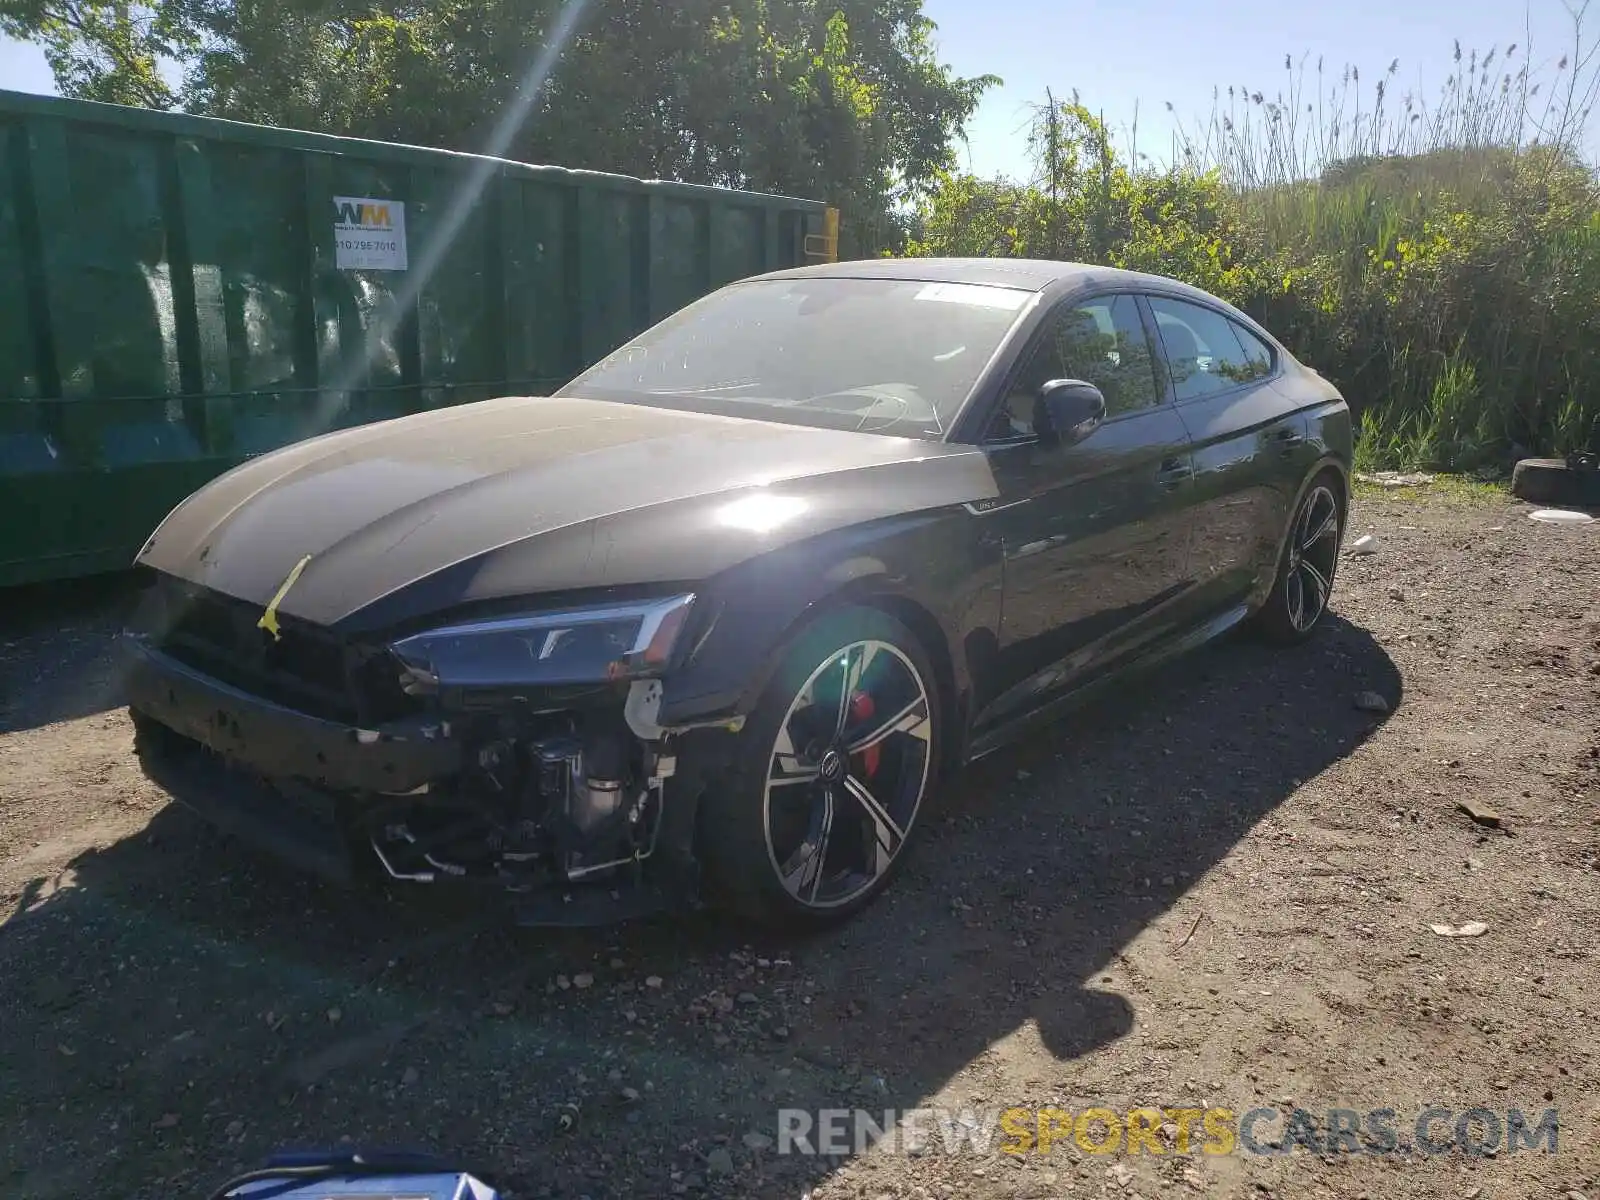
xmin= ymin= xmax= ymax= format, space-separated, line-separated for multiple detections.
xmin=1 ymin=487 xmax=1597 ymax=1200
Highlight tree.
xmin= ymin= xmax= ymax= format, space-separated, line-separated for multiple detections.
xmin=0 ymin=0 xmax=188 ymax=106
xmin=0 ymin=0 xmax=998 ymax=255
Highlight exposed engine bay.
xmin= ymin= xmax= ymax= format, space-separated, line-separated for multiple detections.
xmin=364 ymin=713 xmax=675 ymax=891
xmin=123 ymin=570 xmax=728 ymax=924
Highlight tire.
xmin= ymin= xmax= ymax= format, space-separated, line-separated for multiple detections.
xmin=694 ymin=604 xmax=942 ymax=927
xmin=1254 ymin=471 xmax=1346 ymax=644
xmin=1511 ymin=457 xmax=1600 ymax=507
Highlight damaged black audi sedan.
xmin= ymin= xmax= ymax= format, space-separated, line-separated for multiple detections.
xmin=125 ymin=257 xmax=1351 ymax=927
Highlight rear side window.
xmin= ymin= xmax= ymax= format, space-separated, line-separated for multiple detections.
xmin=1230 ymin=321 xmax=1276 ymax=377
xmin=1148 ymin=297 xmax=1274 ymax=401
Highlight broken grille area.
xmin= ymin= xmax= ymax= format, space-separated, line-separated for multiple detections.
xmin=138 ymin=572 xmax=414 ymax=726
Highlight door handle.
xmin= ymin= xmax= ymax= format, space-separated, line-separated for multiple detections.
xmin=1156 ymin=457 xmax=1192 ymax=487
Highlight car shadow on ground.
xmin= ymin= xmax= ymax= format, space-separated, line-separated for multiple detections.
xmin=0 ymin=611 xmax=1399 ymax=1199
xmin=0 ymin=572 xmax=142 ymax=733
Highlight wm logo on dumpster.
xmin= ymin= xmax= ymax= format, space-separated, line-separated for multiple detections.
xmin=331 ymin=195 xmax=407 ymax=270
xmin=333 ymin=199 xmax=393 ymax=229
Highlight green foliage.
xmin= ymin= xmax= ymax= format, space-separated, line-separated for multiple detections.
xmin=1 ymin=0 xmax=997 ymax=258
xmin=908 ymin=18 xmax=1600 ymax=466
xmin=9 ymin=0 xmax=1599 ymax=465
xmin=0 ymin=0 xmax=189 ymax=107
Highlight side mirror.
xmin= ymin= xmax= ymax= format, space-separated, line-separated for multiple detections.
xmin=1034 ymin=379 xmax=1106 ymax=447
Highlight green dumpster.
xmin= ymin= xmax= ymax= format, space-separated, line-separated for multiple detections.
xmin=0 ymin=89 xmax=834 ymax=588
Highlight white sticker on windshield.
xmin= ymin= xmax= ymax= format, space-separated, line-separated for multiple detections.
xmin=913 ymin=282 xmax=1030 ymax=310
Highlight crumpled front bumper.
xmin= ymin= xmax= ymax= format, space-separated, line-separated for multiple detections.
xmin=125 ymin=632 xmax=465 ymax=885
xmin=133 ymin=713 xmax=363 ymax=885
xmin=123 ymin=633 xmax=697 ymax=924
xmin=122 ymin=633 xmax=461 ymax=794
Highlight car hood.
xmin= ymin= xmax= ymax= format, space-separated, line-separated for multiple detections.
xmin=136 ymin=394 xmax=998 ymax=630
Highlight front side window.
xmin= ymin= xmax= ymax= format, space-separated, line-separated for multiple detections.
xmin=989 ymin=293 xmax=1160 ymax=438
xmin=558 ymin=277 xmax=1034 ymax=439
xmin=1148 ymin=296 xmax=1274 ymax=401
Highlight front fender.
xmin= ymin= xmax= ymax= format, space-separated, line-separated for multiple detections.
xmin=655 ymin=508 xmax=1002 ymax=733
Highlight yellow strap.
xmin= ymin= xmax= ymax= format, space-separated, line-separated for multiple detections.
xmin=257 ymin=554 xmax=314 ymax=642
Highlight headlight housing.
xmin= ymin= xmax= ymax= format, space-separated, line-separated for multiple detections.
xmin=390 ymin=593 xmax=695 ymax=693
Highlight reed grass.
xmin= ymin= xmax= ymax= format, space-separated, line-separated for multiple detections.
xmin=912 ymin=0 xmax=1600 ymax=466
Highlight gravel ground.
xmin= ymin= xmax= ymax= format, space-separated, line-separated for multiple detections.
xmin=1 ymin=486 xmax=1597 ymax=1200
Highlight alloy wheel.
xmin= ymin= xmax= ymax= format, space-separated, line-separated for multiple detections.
xmin=1283 ymin=484 xmax=1341 ymax=633
xmin=762 ymin=639 xmax=933 ymax=909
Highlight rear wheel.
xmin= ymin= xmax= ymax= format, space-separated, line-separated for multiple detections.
xmin=694 ymin=605 xmax=941 ymax=926
xmin=1255 ymin=473 xmax=1344 ymax=644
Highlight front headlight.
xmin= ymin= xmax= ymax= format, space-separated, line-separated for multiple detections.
xmin=390 ymin=593 xmax=695 ymax=693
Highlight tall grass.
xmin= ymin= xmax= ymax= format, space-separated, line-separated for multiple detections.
xmin=1175 ymin=3 xmax=1600 ymax=467
xmin=1169 ymin=20 xmax=1600 ymax=189
xmin=912 ymin=0 xmax=1600 ymax=468
xmin=1210 ymin=5 xmax=1599 ymax=465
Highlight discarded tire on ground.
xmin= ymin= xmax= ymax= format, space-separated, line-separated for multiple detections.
xmin=1510 ymin=456 xmax=1600 ymax=507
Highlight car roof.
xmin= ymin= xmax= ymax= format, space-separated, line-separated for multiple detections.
xmin=749 ymin=256 xmax=1218 ymax=300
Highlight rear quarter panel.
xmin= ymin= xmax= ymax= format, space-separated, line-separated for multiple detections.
xmin=1303 ymin=393 xmax=1355 ymax=481
xmin=1242 ymin=383 xmax=1353 ymax=610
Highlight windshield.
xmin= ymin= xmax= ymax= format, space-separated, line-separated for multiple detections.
xmin=555 ymin=276 xmax=1035 ymax=438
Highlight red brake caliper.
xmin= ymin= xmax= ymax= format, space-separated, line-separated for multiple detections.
xmin=849 ymin=691 xmax=880 ymax=777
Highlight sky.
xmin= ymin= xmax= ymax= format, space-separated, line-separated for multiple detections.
xmin=922 ymin=0 xmax=1590 ymax=177
xmin=0 ymin=37 xmax=52 ymax=96
xmin=0 ymin=0 xmax=1588 ymax=180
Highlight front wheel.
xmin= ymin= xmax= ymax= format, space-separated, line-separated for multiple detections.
xmin=1254 ymin=474 xmax=1345 ymax=644
xmin=694 ymin=605 xmax=941 ymax=926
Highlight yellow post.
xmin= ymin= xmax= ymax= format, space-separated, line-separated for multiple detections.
xmin=805 ymin=206 xmax=840 ymax=263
